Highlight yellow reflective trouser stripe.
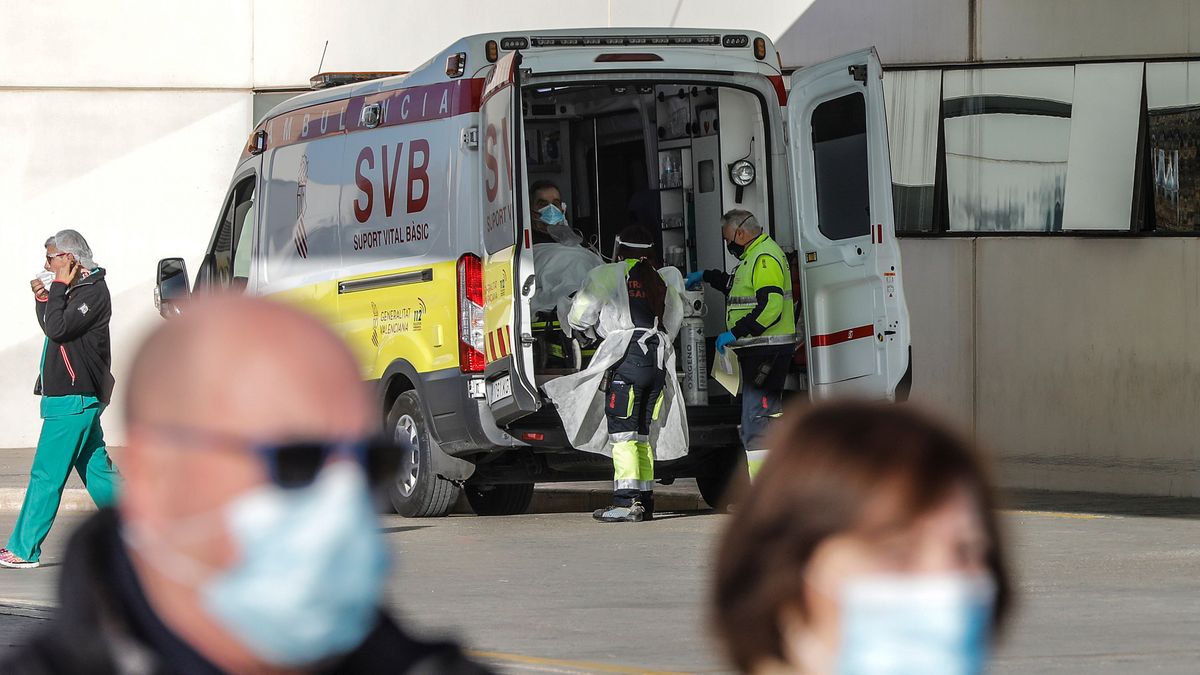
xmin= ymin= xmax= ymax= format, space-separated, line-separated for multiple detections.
xmin=613 ymin=440 xmax=640 ymax=484
xmin=746 ymin=449 xmax=768 ymax=481
xmin=651 ymin=392 xmax=664 ymax=421
xmin=635 ymin=440 xmax=654 ymax=482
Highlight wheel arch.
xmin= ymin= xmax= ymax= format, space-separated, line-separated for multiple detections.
xmin=380 ymin=358 xmax=476 ymax=482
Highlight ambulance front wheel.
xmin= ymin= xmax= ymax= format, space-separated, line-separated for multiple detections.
xmin=697 ymin=447 xmax=749 ymax=513
xmin=386 ymin=391 xmax=459 ymax=518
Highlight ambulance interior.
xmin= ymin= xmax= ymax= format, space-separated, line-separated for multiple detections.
xmin=520 ymin=82 xmax=806 ymax=405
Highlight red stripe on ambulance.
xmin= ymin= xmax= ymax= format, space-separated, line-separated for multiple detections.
xmin=810 ymin=324 xmax=874 ymax=348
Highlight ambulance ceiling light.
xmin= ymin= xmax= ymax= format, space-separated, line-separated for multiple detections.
xmin=309 ymin=71 xmax=408 ymax=90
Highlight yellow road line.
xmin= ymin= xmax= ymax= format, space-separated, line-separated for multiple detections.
xmin=1003 ymin=510 xmax=1108 ymax=520
xmin=471 ymin=650 xmax=692 ymax=674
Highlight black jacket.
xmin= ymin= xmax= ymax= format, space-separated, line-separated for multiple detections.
xmin=34 ymin=268 xmax=115 ymax=404
xmin=3 ymin=509 xmax=491 ymax=675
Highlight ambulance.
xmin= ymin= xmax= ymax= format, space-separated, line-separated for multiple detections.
xmin=154 ymin=29 xmax=912 ymax=518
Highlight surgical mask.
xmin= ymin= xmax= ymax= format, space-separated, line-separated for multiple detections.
xmin=124 ymin=462 xmax=389 ymax=667
xmin=726 ymin=239 xmax=745 ymax=258
xmin=835 ymin=573 xmax=996 ymax=675
xmin=537 ymin=203 xmax=566 ymax=226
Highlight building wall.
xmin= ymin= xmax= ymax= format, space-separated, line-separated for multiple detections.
xmin=903 ymin=237 xmax=1200 ymax=497
xmin=3 ymin=2 xmax=1200 ymax=497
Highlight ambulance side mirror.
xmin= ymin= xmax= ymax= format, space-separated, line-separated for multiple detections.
xmin=155 ymin=257 xmax=191 ymax=319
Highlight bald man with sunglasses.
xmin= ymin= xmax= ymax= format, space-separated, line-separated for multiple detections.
xmin=5 ymin=297 xmax=489 ymax=675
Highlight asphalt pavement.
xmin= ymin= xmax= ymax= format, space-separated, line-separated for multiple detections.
xmin=0 ymin=489 xmax=1198 ymax=673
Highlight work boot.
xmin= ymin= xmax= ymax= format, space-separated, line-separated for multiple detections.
xmin=592 ymin=501 xmax=646 ymax=523
xmin=639 ymin=492 xmax=655 ymax=520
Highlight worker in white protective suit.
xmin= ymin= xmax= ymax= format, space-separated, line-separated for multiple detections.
xmin=543 ymin=227 xmax=689 ymax=522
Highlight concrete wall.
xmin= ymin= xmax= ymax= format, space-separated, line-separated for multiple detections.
xmin=903 ymin=237 xmax=1200 ymax=497
xmin=0 ymin=3 xmax=253 ymax=445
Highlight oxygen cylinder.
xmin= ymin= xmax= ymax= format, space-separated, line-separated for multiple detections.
xmin=680 ymin=290 xmax=708 ymax=406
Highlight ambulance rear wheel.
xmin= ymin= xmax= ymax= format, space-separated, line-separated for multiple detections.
xmin=697 ymin=447 xmax=748 ymax=513
xmin=464 ymin=482 xmax=535 ymax=516
xmin=386 ymin=391 xmax=458 ymax=518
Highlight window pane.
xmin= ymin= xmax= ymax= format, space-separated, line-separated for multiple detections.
xmin=811 ymin=93 xmax=870 ymax=241
xmin=1061 ymin=63 xmax=1142 ymax=231
xmin=884 ymin=70 xmax=942 ymax=233
xmin=1146 ymin=62 xmax=1200 ymax=231
xmin=942 ymin=67 xmax=1074 ymax=232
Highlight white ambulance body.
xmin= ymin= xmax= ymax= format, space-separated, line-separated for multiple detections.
xmin=156 ymin=29 xmax=911 ymax=517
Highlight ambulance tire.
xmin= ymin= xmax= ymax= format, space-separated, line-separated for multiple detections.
xmin=463 ymin=482 xmax=535 ymax=516
xmin=386 ymin=391 xmax=459 ymax=518
xmin=697 ymin=447 xmax=749 ymax=513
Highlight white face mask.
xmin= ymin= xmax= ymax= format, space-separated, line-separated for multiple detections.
xmin=124 ymin=462 xmax=389 ymax=667
xmin=792 ymin=573 xmax=996 ymax=675
xmin=840 ymin=574 xmax=995 ymax=675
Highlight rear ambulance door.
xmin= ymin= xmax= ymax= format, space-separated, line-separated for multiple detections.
xmin=480 ymin=52 xmax=541 ymax=424
xmin=786 ymin=48 xmax=911 ymax=400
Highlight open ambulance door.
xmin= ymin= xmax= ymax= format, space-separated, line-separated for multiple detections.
xmin=481 ymin=52 xmax=541 ymax=425
xmin=786 ymin=48 xmax=911 ymax=401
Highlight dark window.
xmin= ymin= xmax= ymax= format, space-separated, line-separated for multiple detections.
xmin=811 ymin=93 xmax=871 ymax=240
xmin=209 ymin=176 xmax=256 ymax=288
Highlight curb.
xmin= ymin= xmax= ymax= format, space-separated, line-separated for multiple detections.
xmin=0 ymin=488 xmax=96 ymax=512
xmin=0 ymin=487 xmax=710 ymax=515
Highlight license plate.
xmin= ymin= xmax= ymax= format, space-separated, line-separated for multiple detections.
xmin=487 ymin=374 xmax=513 ymax=404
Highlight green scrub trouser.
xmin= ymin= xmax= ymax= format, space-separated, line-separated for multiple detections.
xmin=7 ymin=398 xmax=121 ymax=561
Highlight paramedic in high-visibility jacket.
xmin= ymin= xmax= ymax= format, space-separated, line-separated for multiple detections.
xmin=687 ymin=210 xmax=797 ymax=478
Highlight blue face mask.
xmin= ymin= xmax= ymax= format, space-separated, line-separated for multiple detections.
xmin=125 ymin=462 xmax=389 ymax=667
xmin=537 ymin=203 xmax=566 ymax=226
xmin=836 ymin=574 xmax=995 ymax=675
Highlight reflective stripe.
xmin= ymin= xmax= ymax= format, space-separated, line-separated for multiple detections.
xmin=610 ymin=431 xmax=638 ymax=442
xmin=615 ymin=478 xmax=642 ymax=491
xmin=638 ymin=481 xmax=655 ymax=492
xmin=727 ymin=291 xmax=793 ymax=306
xmin=733 ymin=334 xmax=799 ymax=349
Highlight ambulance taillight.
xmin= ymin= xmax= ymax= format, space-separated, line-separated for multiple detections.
xmin=457 ymin=253 xmax=486 ymax=372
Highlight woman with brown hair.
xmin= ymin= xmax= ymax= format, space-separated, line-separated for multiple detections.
xmin=712 ymin=402 xmax=1012 ymax=674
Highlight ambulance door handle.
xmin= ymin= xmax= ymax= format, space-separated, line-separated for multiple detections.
xmin=522 ymin=275 xmax=536 ymax=297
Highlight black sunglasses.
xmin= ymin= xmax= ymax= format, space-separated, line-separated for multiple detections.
xmin=251 ymin=438 xmax=402 ymax=489
xmin=141 ymin=423 xmax=403 ymax=490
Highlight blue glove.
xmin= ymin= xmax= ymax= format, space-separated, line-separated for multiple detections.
xmin=686 ymin=271 xmax=704 ymax=291
xmin=715 ymin=331 xmax=736 ymax=354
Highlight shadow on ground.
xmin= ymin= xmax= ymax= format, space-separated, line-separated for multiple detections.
xmin=1004 ymin=489 xmax=1200 ymax=520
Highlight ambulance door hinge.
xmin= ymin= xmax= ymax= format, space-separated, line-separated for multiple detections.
xmin=849 ymin=64 xmax=868 ymax=84
xmin=462 ymin=126 xmax=479 ymax=150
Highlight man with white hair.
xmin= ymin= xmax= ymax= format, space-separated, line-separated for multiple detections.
xmin=686 ymin=210 xmax=797 ymax=479
xmin=0 ymin=230 xmax=120 ymax=569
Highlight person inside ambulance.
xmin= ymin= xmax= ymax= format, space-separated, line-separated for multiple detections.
xmin=685 ymin=209 xmax=797 ymax=478
xmin=543 ymin=227 xmax=688 ymax=523
xmin=527 ymin=180 xmax=604 ymax=367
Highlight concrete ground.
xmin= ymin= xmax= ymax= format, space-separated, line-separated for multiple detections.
xmin=0 ymin=487 xmax=1198 ymax=673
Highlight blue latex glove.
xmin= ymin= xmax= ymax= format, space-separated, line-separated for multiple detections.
xmin=715 ymin=331 xmax=736 ymax=354
xmin=685 ymin=271 xmax=704 ymax=291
